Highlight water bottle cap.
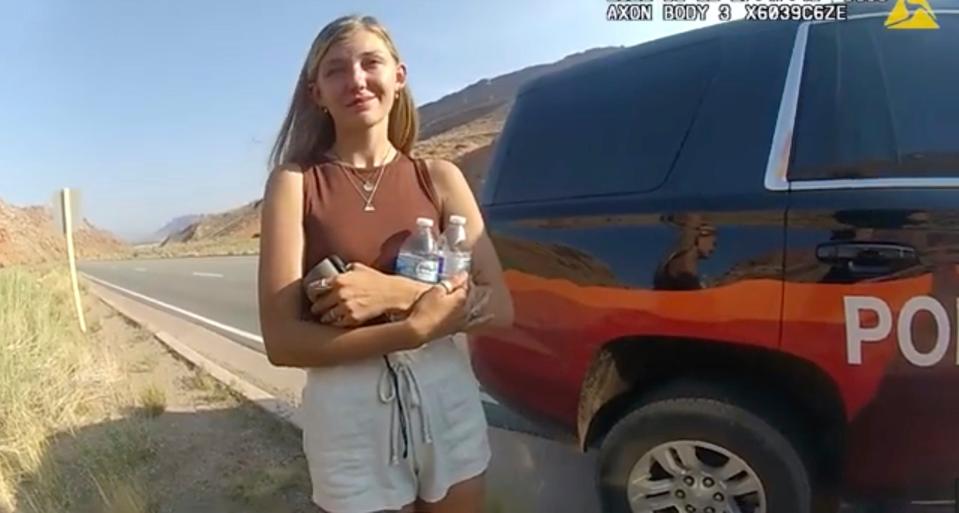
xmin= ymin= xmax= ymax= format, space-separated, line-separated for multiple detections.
xmin=449 ymin=215 xmax=467 ymax=225
xmin=415 ymin=217 xmax=434 ymax=227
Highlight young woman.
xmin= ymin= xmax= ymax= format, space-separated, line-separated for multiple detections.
xmin=256 ymin=14 xmax=514 ymax=513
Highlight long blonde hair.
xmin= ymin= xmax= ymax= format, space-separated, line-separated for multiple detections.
xmin=269 ymin=15 xmax=418 ymax=169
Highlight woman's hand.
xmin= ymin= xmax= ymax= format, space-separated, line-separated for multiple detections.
xmin=404 ymin=273 xmax=493 ymax=346
xmin=307 ymin=263 xmax=399 ymax=327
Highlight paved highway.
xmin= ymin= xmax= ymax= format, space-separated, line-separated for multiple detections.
xmin=82 ymin=257 xmax=263 ymax=338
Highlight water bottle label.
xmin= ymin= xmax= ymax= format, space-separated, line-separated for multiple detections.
xmin=396 ymin=254 xmax=439 ymax=283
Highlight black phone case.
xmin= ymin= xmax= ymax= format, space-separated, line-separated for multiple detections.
xmin=329 ymin=255 xmax=347 ymax=273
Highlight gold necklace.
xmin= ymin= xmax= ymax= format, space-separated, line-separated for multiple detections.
xmin=346 ymin=167 xmax=377 ymax=192
xmin=333 ymin=148 xmax=394 ymax=212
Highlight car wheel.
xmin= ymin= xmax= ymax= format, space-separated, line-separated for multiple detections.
xmin=597 ymin=381 xmax=813 ymax=513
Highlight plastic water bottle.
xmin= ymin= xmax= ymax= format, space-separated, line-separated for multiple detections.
xmin=395 ymin=217 xmax=441 ymax=283
xmin=438 ymin=215 xmax=472 ymax=280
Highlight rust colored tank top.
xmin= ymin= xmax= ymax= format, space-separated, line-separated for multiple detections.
xmin=301 ymin=152 xmax=443 ymax=288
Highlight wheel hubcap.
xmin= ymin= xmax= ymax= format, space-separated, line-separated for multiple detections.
xmin=626 ymin=440 xmax=767 ymax=513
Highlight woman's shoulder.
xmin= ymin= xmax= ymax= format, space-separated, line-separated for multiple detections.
xmin=419 ymin=157 xmax=459 ymax=174
xmin=264 ymin=162 xmax=309 ymax=195
xmin=267 ymin=161 xmax=326 ymax=185
xmin=269 ymin=162 xmax=308 ymax=175
xmin=418 ymin=157 xmax=466 ymax=188
xmin=272 ymin=162 xmax=313 ymax=173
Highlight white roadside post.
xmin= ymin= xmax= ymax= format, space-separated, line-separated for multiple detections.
xmin=54 ymin=187 xmax=86 ymax=333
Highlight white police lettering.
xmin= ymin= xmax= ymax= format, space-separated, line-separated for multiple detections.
xmin=844 ymin=296 xmax=892 ymax=365
xmin=844 ymin=295 xmax=956 ymax=367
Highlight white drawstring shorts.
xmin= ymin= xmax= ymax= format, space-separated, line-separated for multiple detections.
xmin=300 ymin=335 xmax=491 ymax=513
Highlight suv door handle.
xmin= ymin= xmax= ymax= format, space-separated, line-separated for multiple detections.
xmin=816 ymin=241 xmax=918 ymax=273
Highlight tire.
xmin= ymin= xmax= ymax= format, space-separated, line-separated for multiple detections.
xmin=597 ymin=380 xmax=813 ymax=513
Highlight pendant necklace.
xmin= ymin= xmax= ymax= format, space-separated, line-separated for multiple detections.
xmin=333 ymin=148 xmax=394 ymax=212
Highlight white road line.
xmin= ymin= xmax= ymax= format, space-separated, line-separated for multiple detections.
xmin=80 ymin=272 xmax=501 ymax=406
xmin=192 ymin=272 xmax=224 ymax=278
xmin=134 ymin=267 xmax=147 ymax=272
xmin=81 ymin=273 xmax=264 ymax=346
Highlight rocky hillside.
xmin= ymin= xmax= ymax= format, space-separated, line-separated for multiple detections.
xmin=162 ymin=200 xmax=261 ymax=245
xmin=0 ymin=199 xmax=129 ymax=267
xmin=417 ymin=47 xmax=623 ymax=140
xmin=156 ymin=46 xmax=625 ymax=249
xmin=412 ymin=107 xmax=506 ymax=191
xmin=149 ymin=214 xmax=202 ymax=243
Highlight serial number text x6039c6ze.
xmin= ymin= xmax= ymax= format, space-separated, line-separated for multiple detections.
xmin=744 ymin=3 xmax=848 ymax=21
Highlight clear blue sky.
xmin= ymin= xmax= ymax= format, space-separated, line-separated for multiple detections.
xmin=0 ymin=0 xmax=715 ymax=241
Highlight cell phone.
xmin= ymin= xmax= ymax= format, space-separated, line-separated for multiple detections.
xmin=329 ymin=255 xmax=347 ymax=273
xmin=304 ymin=254 xmax=347 ymax=285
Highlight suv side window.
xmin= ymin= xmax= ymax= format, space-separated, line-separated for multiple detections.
xmin=789 ymin=16 xmax=959 ymax=181
xmin=492 ymin=41 xmax=719 ymax=204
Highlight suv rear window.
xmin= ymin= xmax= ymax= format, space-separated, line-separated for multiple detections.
xmin=492 ymin=41 xmax=719 ymax=204
xmin=789 ymin=16 xmax=959 ymax=181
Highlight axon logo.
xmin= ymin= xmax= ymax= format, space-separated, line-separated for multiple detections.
xmin=845 ymin=296 xmax=956 ymax=367
xmin=885 ymin=0 xmax=939 ymax=29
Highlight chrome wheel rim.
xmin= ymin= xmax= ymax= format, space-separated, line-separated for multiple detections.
xmin=627 ymin=440 xmax=767 ymax=513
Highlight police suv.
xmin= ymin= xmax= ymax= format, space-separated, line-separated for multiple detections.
xmin=470 ymin=2 xmax=959 ymax=512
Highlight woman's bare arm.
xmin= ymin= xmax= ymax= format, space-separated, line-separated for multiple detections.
xmin=257 ymin=164 xmax=427 ymax=368
xmin=427 ymin=159 xmax=515 ymax=330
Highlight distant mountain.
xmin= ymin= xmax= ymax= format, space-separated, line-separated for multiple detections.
xmin=412 ymin=46 xmax=625 ymax=192
xmin=149 ymin=214 xmax=202 ymax=243
xmin=417 ymin=46 xmax=624 ymax=139
xmin=161 ymin=200 xmax=261 ymax=246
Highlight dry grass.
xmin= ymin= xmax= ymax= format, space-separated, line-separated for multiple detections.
xmin=137 ymin=384 xmax=167 ymax=418
xmin=177 ymin=370 xmax=213 ymax=392
xmin=177 ymin=370 xmax=234 ymax=403
xmin=0 ymin=266 xmax=155 ymax=513
xmin=128 ymin=354 xmax=159 ymax=374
